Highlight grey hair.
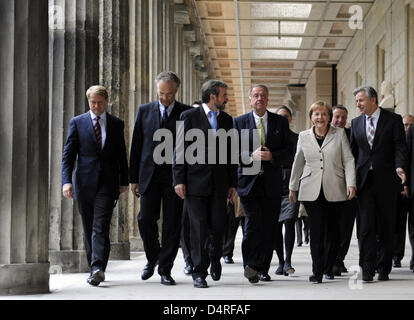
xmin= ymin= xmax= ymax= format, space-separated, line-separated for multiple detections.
xmin=352 ymin=86 xmax=378 ymax=104
xmin=248 ymin=85 xmax=269 ymax=98
xmin=155 ymin=71 xmax=181 ymax=88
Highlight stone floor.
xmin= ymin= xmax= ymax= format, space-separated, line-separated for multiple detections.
xmin=2 ymin=229 xmax=414 ymax=301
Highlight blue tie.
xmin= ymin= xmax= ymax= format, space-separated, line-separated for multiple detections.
xmin=208 ymin=111 xmax=218 ymax=131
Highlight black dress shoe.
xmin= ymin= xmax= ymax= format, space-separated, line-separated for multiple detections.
xmin=223 ymin=256 xmax=234 ymax=264
xmin=275 ymin=264 xmax=284 ymax=275
xmin=210 ymin=262 xmax=222 ymax=281
xmin=184 ymin=264 xmax=193 ymax=275
xmin=362 ymin=272 xmax=373 ymax=282
xmin=193 ymin=277 xmax=208 ymax=288
xmin=377 ymin=273 xmax=389 ymax=281
xmin=161 ymin=274 xmax=176 ymax=285
xmin=324 ymin=273 xmax=334 ymax=280
xmin=309 ymin=274 xmax=322 ymax=283
xmin=244 ymin=265 xmax=259 ymax=283
xmin=258 ymin=273 xmax=271 ymax=281
xmin=141 ymin=263 xmax=155 ymax=280
xmin=87 ymin=269 xmax=105 ymax=286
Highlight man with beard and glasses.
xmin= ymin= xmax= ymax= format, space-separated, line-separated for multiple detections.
xmin=173 ymin=80 xmax=237 ymax=288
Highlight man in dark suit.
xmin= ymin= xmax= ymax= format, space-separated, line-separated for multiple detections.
xmin=330 ymin=105 xmax=357 ymax=276
xmin=129 ymin=72 xmax=191 ymax=286
xmin=403 ymin=119 xmax=414 ymax=272
xmin=350 ymin=86 xmax=408 ymax=281
xmin=173 ymin=80 xmax=237 ymax=288
xmin=62 ymin=85 xmax=129 ymax=286
xmin=233 ymin=85 xmax=291 ymax=283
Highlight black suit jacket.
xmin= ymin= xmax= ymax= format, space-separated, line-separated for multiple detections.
xmin=62 ymin=111 xmax=129 ymax=204
xmin=350 ymin=107 xmax=407 ymax=192
xmin=129 ymin=100 xmax=191 ymax=194
xmin=406 ymin=126 xmax=414 ymax=197
xmin=172 ymin=106 xmax=237 ymax=196
xmin=233 ymin=111 xmax=292 ymax=198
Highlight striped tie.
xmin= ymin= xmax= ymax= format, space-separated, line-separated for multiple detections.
xmin=94 ymin=116 xmax=102 ymax=150
xmin=367 ymin=116 xmax=375 ymax=148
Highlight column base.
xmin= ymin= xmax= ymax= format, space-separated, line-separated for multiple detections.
xmin=0 ymin=263 xmax=50 ymax=295
xmin=129 ymin=236 xmax=144 ymax=251
xmin=109 ymin=242 xmax=130 ymax=260
xmin=49 ymin=250 xmax=90 ymax=274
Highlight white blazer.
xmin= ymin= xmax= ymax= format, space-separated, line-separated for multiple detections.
xmin=289 ymin=126 xmax=356 ymax=202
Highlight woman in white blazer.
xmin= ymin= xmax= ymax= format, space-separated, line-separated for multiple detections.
xmin=289 ymin=101 xmax=356 ymax=283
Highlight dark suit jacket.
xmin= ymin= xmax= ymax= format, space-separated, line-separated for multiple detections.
xmin=172 ymin=106 xmax=237 ymax=196
xmin=129 ymin=100 xmax=191 ymax=194
xmin=350 ymin=107 xmax=407 ymax=192
xmin=62 ymin=111 xmax=129 ymax=204
xmin=233 ymin=111 xmax=292 ymax=198
xmin=406 ymin=126 xmax=414 ymax=197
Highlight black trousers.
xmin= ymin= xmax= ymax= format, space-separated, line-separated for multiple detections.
xmin=180 ymin=203 xmax=193 ymax=267
xmin=393 ymin=193 xmax=411 ymax=262
xmin=185 ymin=193 xmax=227 ymax=280
xmin=335 ymin=198 xmax=357 ymax=265
xmin=303 ymin=192 xmax=342 ymax=276
xmin=240 ymin=176 xmax=280 ymax=273
xmin=357 ymin=171 xmax=397 ymax=276
xmin=296 ymin=216 xmax=309 ymax=245
xmin=78 ymin=175 xmax=116 ymax=273
xmin=138 ymin=170 xmax=183 ymax=275
xmin=222 ymin=201 xmax=245 ymax=258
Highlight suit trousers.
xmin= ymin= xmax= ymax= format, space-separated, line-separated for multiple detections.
xmin=303 ymin=191 xmax=342 ymax=276
xmin=336 ymin=198 xmax=357 ymax=265
xmin=222 ymin=202 xmax=245 ymax=258
xmin=138 ymin=168 xmax=183 ymax=275
xmin=393 ymin=193 xmax=411 ymax=262
xmin=357 ymin=171 xmax=397 ymax=276
xmin=77 ymin=173 xmax=116 ymax=273
xmin=240 ymin=176 xmax=280 ymax=273
xmin=180 ymin=203 xmax=193 ymax=267
xmin=185 ymin=193 xmax=227 ymax=280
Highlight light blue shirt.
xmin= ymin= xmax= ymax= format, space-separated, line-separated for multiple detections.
xmin=159 ymin=100 xmax=175 ymax=118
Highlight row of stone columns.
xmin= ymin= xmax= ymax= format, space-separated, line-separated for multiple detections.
xmin=0 ymin=0 xmax=209 ymax=294
xmin=0 ymin=0 xmax=50 ymax=294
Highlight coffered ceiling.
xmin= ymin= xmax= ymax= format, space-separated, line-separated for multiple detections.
xmin=193 ymin=0 xmax=374 ymax=116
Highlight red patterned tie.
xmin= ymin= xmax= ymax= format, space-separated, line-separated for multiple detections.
xmin=94 ymin=116 xmax=102 ymax=150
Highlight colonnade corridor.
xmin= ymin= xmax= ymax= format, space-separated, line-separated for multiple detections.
xmin=2 ymin=229 xmax=414 ymax=301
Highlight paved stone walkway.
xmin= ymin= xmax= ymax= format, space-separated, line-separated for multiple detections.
xmin=2 ymin=229 xmax=414 ymax=301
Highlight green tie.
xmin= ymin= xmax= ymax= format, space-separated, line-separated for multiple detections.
xmin=258 ymin=118 xmax=265 ymax=146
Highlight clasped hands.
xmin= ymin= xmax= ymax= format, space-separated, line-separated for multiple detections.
xmin=252 ymin=146 xmax=272 ymax=161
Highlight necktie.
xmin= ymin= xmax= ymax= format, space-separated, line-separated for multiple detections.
xmin=258 ymin=118 xmax=266 ymax=146
xmin=161 ymin=106 xmax=168 ymax=128
xmin=94 ymin=116 xmax=102 ymax=150
xmin=208 ymin=111 xmax=218 ymax=131
xmin=367 ymin=116 xmax=375 ymax=148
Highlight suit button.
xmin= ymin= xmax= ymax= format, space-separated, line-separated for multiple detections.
xmin=321 ymin=167 xmax=323 ymax=170
xmin=320 ymin=159 xmax=323 ymax=161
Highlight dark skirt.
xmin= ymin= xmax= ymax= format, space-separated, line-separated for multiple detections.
xmin=278 ymin=195 xmax=299 ymax=222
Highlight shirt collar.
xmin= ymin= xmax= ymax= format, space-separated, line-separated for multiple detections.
xmin=90 ymin=110 xmax=107 ymax=121
xmin=159 ymin=100 xmax=175 ymax=114
xmin=202 ymin=103 xmax=220 ymax=117
xmin=253 ymin=110 xmax=268 ymax=122
xmin=366 ymin=107 xmax=380 ymax=120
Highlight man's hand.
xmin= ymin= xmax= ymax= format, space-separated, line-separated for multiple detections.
xmin=252 ymin=146 xmax=273 ymax=161
xmin=175 ymin=184 xmax=186 ymax=199
xmin=62 ymin=184 xmax=74 ymax=199
xmin=396 ymin=168 xmax=407 ymax=184
xmin=131 ymin=183 xmax=140 ymax=198
xmin=402 ymin=186 xmax=409 ymax=198
xmin=227 ymin=187 xmax=237 ymax=203
xmin=120 ymin=186 xmax=128 ymax=194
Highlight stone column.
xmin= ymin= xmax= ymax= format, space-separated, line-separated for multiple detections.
xmin=128 ymin=0 xmax=150 ymax=251
xmin=99 ymin=0 xmax=131 ymax=260
xmin=0 ymin=0 xmax=50 ymax=295
xmin=162 ymin=0 xmax=175 ymax=72
xmin=173 ymin=3 xmax=189 ymax=102
xmin=149 ymin=0 xmax=164 ymax=100
xmin=48 ymin=0 xmax=99 ymax=274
